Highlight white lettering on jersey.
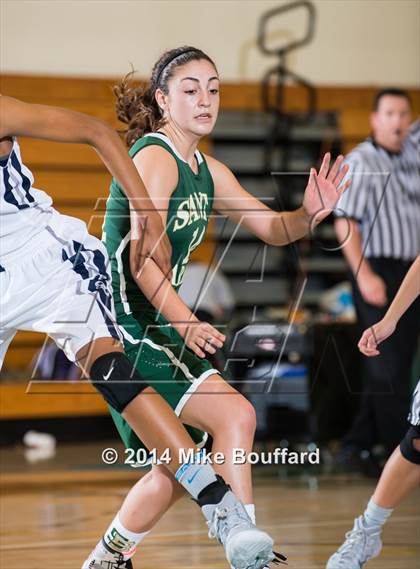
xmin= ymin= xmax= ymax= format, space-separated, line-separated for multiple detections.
xmin=173 ymin=192 xmax=208 ymax=232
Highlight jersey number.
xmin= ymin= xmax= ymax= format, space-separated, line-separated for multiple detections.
xmin=172 ymin=226 xmax=206 ymax=288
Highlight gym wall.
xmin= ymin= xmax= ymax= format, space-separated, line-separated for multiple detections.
xmin=1 ymin=0 xmax=419 ymax=86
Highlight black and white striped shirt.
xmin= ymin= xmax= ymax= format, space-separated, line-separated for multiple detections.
xmin=335 ymin=121 xmax=420 ymax=260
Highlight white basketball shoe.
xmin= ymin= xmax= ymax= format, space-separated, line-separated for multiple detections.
xmin=326 ymin=516 xmax=382 ymax=569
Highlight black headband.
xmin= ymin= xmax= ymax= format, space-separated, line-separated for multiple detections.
xmin=155 ymin=49 xmax=198 ymax=85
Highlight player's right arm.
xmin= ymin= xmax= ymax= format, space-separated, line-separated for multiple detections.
xmin=358 ymin=256 xmax=420 ymax=356
xmin=0 ymin=95 xmax=172 ymax=279
xmin=128 ymin=145 xmax=225 ymax=358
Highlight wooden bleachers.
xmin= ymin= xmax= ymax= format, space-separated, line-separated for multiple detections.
xmin=0 ymin=382 xmax=107 ymax=420
xmin=339 ymin=109 xmax=371 ymax=154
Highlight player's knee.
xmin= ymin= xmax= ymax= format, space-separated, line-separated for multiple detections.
xmin=89 ymin=351 xmax=148 ymax=413
xmin=76 ymin=337 xmax=123 ymax=373
xmin=412 ymin=438 xmax=420 ymax=452
xmin=400 ymin=425 xmax=420 ymax=465
xmin=230 ymin=397 xmax=257 ymax=438
xmin=147 ymin=467 xmax=185 ymax=503
xmin=148 ymin=467 xmax=177 ymax=494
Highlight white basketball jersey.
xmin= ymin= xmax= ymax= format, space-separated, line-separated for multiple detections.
xmin=0 ymin=138 xmax=55 ymax=269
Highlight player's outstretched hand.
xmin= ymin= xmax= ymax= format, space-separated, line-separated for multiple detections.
xmin=133 ymin=212 xmax=173 ymax=281
xmin=179 ymin=321 xmax=226 ymax=359
xmin=302 ymin=153 xmax=351 ymax=223
xmin=358 ymin=317 xmax=396 ymax=357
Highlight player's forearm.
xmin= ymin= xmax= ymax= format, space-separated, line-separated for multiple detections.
xmin=2 ymin=97 xmax=158 ymax=217
xmin=132 ymin=259 xmax=196 ymax=327
xmin=2 ymin=96 xmax=111 ymax=147
xmin=385 ymin=256 xmax=420 ymax=325
xmin=87 ymin=121 xmax=161 ymax=217
xmin=270 ymin=208 xmax=312 ymax=246
xmin=271 ymin=206 xmax=334 ymax=246
xmin=334 ymin=218 xmax=373 ymax=278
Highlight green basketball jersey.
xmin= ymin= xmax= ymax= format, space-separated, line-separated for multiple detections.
xmin=103 ymin=132 xmax=214 ymax=322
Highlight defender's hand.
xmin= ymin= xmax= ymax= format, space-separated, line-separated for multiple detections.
xmin=358 ymin=318 xmax=396 ymax=357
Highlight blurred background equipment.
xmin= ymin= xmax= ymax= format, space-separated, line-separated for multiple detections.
xmin=23 ymin=430 xmax=57 ymax=463
xmin=258 ymin=0 xmax=319 ymax=172
xmin=178 ymin=261 xmax=235 ymax=323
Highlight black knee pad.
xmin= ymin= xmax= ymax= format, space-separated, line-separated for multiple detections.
xmin=90 ymin=352 xmax=148 ymax=413
xmin=400 ymin=425 xmax=420 ymax=465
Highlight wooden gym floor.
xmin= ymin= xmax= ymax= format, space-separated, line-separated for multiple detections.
xmin=1 ymin=442 xmax=419 ymax=569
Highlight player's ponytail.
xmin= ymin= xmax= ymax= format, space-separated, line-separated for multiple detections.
xmin=114 ymin=46 xmax=217 ymax=147
xmin=114 ymin=69 xmax=162 ymax=148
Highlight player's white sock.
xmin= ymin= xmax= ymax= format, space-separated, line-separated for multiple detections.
xmin=175 ymin=449 xmax=218 ymax=499
xmin=244 ymin=503 xmax=256 ymax=524
xmin=362 ymin=497 xmax=393 ymax=529
xmin=101 ymin=512 xmax=150 ymax=558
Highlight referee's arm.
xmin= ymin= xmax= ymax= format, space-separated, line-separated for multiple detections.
xmin=334 ymin=157 xmax=387 ymax=307
xmin=335 ymin=218 xmax=386 ymax=306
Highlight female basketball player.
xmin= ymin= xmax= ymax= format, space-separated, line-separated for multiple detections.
xmin=0 ymin=96 xmax=282 ymax=569
xmin=327 ymin=255 xmax=420 ymax=569
xmin=83 ymin=46 xmax=350 ymax=569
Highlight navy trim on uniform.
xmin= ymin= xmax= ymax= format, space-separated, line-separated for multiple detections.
xmin=11 ymin=151 xmax=34 ymax=203
xmin=2 ymin=150 xmax=36 ymax=211
xmin=2 ymin=163 xmax=30 ymax=210
xmin=62 ymin=240 xmax=120 ymax=341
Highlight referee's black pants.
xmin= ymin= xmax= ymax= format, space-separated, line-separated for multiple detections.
xmin=344 ymin=257 xmax=420 ymax=456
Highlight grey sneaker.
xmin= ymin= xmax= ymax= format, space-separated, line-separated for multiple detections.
xmin=326 ymin=516 xmax=382 ymax=569
xmin=204 ymin=491 xmax=281 ymax=569
xmin=230 ymin=561 xmax=270 ymax=569
xmin=82 ymin=539 xmax=134 ymax=569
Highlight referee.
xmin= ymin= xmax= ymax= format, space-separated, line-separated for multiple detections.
xmin=334 ymin=88 xmax=420 ymax=475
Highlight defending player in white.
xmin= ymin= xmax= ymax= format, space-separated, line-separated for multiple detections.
xmin=326 ymin=255 xmax=420 ymax=568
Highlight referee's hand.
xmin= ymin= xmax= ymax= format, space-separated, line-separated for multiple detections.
xmin=357 ymin=271 xmax=388 ymax=307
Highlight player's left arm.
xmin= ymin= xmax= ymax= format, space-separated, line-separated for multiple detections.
xmin=0 ymin=95 xmax=172 ymax=278
xmin=358 ymin=256 xmax=420 ymax=356
xmin=207 ymin=153 xmax=350 ymax=246
xmin=385 ymin=256 xmax=420 ymax=324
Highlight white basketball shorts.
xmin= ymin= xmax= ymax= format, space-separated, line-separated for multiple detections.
xmin=0 ymin=213 xmax=122 ymax=369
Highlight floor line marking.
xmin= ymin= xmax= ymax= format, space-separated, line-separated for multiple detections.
xmin=1 ymin=515 xmax=418 ymax=551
